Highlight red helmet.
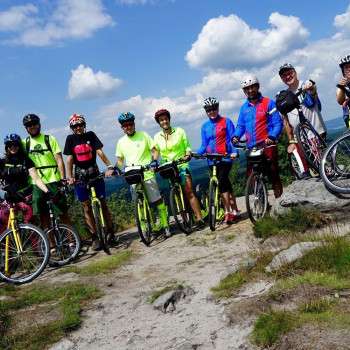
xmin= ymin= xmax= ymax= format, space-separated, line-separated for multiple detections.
xmin=69 ymin=113 xmax=86 ymax=128
xmin=154 ymin=109 xmax=171 ymax=124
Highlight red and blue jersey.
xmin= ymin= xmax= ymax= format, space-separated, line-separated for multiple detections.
xmin=197 ymin=115 xmax=237 ymax=164
xmin=234 ymin=94 xmax=283 ymax=149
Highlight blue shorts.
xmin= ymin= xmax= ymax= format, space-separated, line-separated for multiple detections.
xmin=75 ymin=178 xmax=106 ymax=202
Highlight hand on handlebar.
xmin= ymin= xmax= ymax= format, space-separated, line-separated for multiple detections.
xmin=105 ymin=168 xmax=114 ymax=177
xmin=338 ymin=77 xmax=349 ymax=87
xmin=149 ymin=160 xmax=159 ymax=169
xmin=265 ymin=137 xmax=275 ymax=145
xmin=183 ymin=154 xmax=192 ymax=162
xmin=66 ymin=177 xmax=75 ymax=185
xmin=231 ymin=136 xmax=239 ymax=144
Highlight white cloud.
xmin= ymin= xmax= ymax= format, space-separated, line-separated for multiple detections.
xmin=334 ymin=4 xmax=350 ymax=37
xmin=0 ymin=0 xmax=114 ymax=46
xmin=186 ymin=12 xmax=309 ymax=70
xmin=0 ymin=4 xmax=38 ymax=31
xmin=117 ymin=0 xmax=150 ymax=4
xmin=68 ymin=64 xmax=123 ymax=100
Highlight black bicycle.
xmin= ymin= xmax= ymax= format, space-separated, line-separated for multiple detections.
xmin=45 ymin=190 xmax=81 ymax=266
xmin=156 ymin=158 xmax=194 ymax=234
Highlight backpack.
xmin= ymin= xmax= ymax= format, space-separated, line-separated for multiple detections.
xmin=73 ymin=143 xmax=93 ymax=162
xmin=275 ymin=90 xmax=300 ymax=115
xmin=25 ymin=135 xmax=58 ymax=177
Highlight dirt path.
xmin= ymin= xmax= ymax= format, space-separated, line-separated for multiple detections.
xmin=50 ymin=197 xmax=265 ymax=350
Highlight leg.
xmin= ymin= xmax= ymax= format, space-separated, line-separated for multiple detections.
xmin=264 ymin=146 xmax=283 ymax=199
xmin=183 ymin=173 xmax=202 ymax=221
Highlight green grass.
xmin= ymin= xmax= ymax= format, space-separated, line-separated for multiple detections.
xmin=0 ymin=282 xmax=102 ymax=350
xmin=299 ymin=297 xmax=335 ymax=314
xmin=211 ymin=270 xmax=248 ymax=298
xmin=252 ymin=310 xmax=296 ymax=347
xmin=147 ymin=283 xmax=184 ymax=304
xmin=61 ymin=250 xmax=133 ymax=276
xmin=254 ymin=207 xmax=327 ymax=239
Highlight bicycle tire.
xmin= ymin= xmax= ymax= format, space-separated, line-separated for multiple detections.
xmin=208 ymin=180 xmax=218 ymax=231
xmin=320 ymin=132 xmax=350 ymax=194
xmin=169 ymin=185 xmax=192 ymax=234
xmin=46 ymin=224 xmax=81 ymax=266
xmin=245 ymin=173 xmax=268 ymax=224
xmin=290 ymin=152 xmax=304 ymax=180
xmin=295 ymin=123 xmax=327 ymax=173
xmin=92 ymin=202 xmax=110 ymax=255
xmin=135 ymin=197 xmax=152 ymax=246
xmin=0 ymin=224 xmax=50 ymax=284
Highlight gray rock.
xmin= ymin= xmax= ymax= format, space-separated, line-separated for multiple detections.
xmin=153 ymin=286 xmax=195 ymax=313
xmin=50 ymin=339 xmax=76 ymax=350
xmin=265 ymin=241 xmax=323 ymax=272
xmin=239 ymin=257 xmax=257 ymax=270
xmin=272 ymin=178 xmax=350 ymax=215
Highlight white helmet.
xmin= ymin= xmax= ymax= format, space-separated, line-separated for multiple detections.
xmin=240 ymin=75 xmax=259 ymax=89
xmin=339 ymin=55 xmax=350 ymax=73
xmin=203 ymin=97 xmax=219 ymax=110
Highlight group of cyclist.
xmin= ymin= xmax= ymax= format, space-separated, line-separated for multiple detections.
xmin=1 ymin=55 xmax=350 ymax=251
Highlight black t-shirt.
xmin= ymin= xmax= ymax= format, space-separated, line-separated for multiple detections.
xmin=0 ymin=154 xmax=34 ymax=191
xmin=64 ymin=131 xmax=103 ymax=169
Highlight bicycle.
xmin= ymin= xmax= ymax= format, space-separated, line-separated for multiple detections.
xmin=0 ymin=193 xmax=50 ymax=284
xmin=76 ymin=173 xmax=111 ymax=255
xmin=156 ymin=158 xmax=193 ymax=234
xmin=191 ymin=153 xmax=228 ymax=231
xmin=45 ymin=191 xmax=81 ymax=266
xmin=123 ymin=164 xmax=158 ymax=246
xmin=235 ymin=142 xmax=274 ymax=224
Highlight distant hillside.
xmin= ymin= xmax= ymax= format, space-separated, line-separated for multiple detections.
xmin=325 ymin=116 xmax=344 ymax=131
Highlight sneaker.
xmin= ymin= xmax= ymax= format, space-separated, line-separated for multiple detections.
xmin=224 ymin=213 xmax=235 ymax=225
xmin=91 ymin=238 xmax=102 ymax=251
xmin=164 ymin=227 xmax=171 ymax=238
xmin=195 ymin=219 xmax=206 ymax=231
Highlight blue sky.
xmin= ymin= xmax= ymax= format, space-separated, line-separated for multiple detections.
xmin=1 ymin=0 xmax=350 ymax=157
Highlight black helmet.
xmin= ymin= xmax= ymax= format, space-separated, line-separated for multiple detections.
xmin=23 ymin=113 xmax=40 ymax=127
xmin=278 ymin=63 xmax=295 ymax=76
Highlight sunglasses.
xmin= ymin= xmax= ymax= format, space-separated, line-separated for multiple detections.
xmin=121 ymin=122 xmax=134 ymax=128
xmin=71 ymin=123 xmax=85 ymax=129
xmin=25 ymin=122 xmax=39 ymax=128
xmin=205 ymin=108 xmax=218 ymax=113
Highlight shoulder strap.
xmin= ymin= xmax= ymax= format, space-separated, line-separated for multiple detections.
xmin=44 ymin=135 xmax=53 ymax=154
xmin=25 ymin=136 xmax=30 ymax=153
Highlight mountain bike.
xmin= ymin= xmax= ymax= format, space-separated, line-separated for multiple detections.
xmin=76 ymin=174 xmax=111 ymax=255
xmin=0 ymin=194 xmax=50 ymax=284
xmin=235 ymin=142 xmax=274 ymax=224
xmin=45 ymin=192 xmax=81 ymax=266
xmin=123 ymin=164 xmax=157 ymax=246
xmin=156 ymin=158 xmax=193 ymax=234
xmin=191 ymin=153 xmax=228 ymax=231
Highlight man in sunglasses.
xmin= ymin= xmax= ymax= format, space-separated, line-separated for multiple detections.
xmin=198 ymin=97 xmax=239 ymax=225
xmin=22 ymin=113 xmax=70 ymax=228
xmin=64 ymin=114 xmax=115 ymax=250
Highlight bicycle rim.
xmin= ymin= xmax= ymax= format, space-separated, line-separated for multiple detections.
xmin=245 ymin=173 xmax=268 ymax=224
xmin=290 ymin=152 xmax=304 ymax=179
xmin=46 ymin=224 xmax=81 ymax=266
xmin=296 ymin=123 xmax=327 ymax=173
xmin=92 ymin=202 xmax=110 ymax=255
xmin=169 ymin=186 xmax=192 ymax=234
xmin=135 ymin=198 xmax=152 ymax=246
xmin=320 ymin=133 xmax=350 ymax=194
xmin=0 ymin=224 xmax=49 ymax=284
xmin=208 ymin=180 xmax=218 ymax=231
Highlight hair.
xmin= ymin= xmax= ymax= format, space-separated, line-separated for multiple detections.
xmin=5 ymin=142 xmax=26 ymax=159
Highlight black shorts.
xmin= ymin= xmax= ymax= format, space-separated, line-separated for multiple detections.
xmin=209 ymin=161 xmax=233 ymax=194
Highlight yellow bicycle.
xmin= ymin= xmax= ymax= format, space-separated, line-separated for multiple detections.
xmin=0 ymin=197 xmax=50 ymax=284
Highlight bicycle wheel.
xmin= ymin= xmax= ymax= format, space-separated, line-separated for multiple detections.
xmin=320 ymin=132 xmax=350 ymax=194
xmin=92 ymin=202 xmax=110 ymax=255
xmin=208 ymin=180 xmax=219 ymax=231
xmin=0 ymin=224 xmax=49 ymax=284
xmin=245 ymin=173 xmax=268 ymax=224
xmin=135 ymin=197 xmax=152 ymax=246
xmin=295 ymin=123 xmax=327 ymax=173
xmin=46 ymin=224 xmax=81 ymax=266
xmin=290 ymin=151 xmax=304 ymax=180
xmin=169 ymin=185 xmax=193 ymax=234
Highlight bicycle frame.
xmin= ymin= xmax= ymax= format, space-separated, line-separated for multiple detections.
xmin=135 ymin=183 xmax=155 ymax=227
xmin=209 ymin=165 xmax=220 ymax=216
xmin=90 ymin=186 xmax=106 ymax=228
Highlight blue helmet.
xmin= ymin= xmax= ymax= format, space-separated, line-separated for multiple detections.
xmin=118 ymin=112 xmax=135 ymax=124
xmin=4 ymin=133 xmax=21 ymax=145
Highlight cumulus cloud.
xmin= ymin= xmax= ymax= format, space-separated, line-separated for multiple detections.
xmin=334 ymin=4 xmax=350 ymax=37
xmin=186 ymin=12 xmax=309 ymax=69
xmin=68 ymin=64 xmax=122 ymax=100
xmin=117 ymin=0 xmax=151 ymax=4
xmin=0 ymin=0 xmax=114 ymax=46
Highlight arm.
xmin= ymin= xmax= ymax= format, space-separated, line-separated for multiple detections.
xmin=226 ymin=118 xmax=238 ymax=156
xmin=29 ymin=168 xmax=49 ymax=193
xmin=152 ymin=147 xmax=160 ymax=160
xmin=336 ymin=77 xmax=349 ymax=105
xmin=197 ymin=125 xmax=208 ymax=154
xmin=182 ymin=129 xmax=192 ymax=157
xmin=96 ymin=149 xmax=114 ymax=176
xmin=116 ymin=157 xmax=124 ymax=169
xmin=66 ymin=155 xmax=74 ymax=184
xmin=267 ymin=100 xmax=283 ymax=141
xmin=233 ymin=108 xmax=246 ymax=140
xmin=54 ymin=152 xmax=66 ymax=179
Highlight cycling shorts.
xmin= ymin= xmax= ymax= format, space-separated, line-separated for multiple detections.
xmin=75 ymin=177 xmax=106 ymax=202
xmin=209 ymin=162 xmax=233 ymax=194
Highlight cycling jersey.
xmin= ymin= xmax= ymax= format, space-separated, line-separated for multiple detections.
xmin=23 ymin=134 xmax=61 ymax=184
xmin=197 ymin=115 xmax=237 ymax=164
xmin=234 ymin=94 xmax=283 ymax=149
xmin=153 ymin=127 xmax=191 ymax=170
xmin=115 ymin=131 xmax=155 ymax=181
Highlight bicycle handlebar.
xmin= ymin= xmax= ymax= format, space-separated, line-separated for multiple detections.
xmin=191 ymin=152 xmax=232 ymax=160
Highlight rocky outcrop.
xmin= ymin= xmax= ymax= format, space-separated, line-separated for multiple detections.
xmin=272 ymin=178 xmax=350 ymax=215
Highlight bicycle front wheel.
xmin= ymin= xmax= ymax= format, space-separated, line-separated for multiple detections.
xmin=245 ymin=173 xmax=268 ymax=224
xmin=295 ymin=123 xmax=327 ymax=173
xmin=320 ymin=132 xmax=350 ymax=194
xmin=169 ymin=185 xmax=193 ymax=234
xmin=208 ymin=180 xmax=219 ymax=231
xmin=0 ymin=224 xmax=50 ymax=284
xmin=135 ymin=197 xmax=152 ymax=246
xmin=46 ymin=224 xmax=81 ymax=266
xmin=92 ymin=202 xmax=110 ymax=255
